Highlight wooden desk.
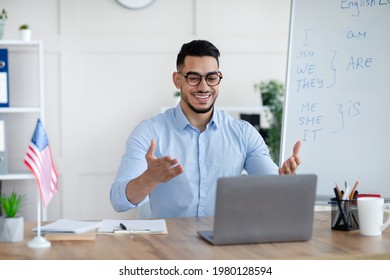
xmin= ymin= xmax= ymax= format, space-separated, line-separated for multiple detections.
xmin=1 ymin=212 xmax=390 ymax=260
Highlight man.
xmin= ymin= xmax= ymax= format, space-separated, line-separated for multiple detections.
xmin=110 ymin=40 xmax=301 ymax=218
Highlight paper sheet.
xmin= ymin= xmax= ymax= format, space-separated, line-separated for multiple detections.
xmin=97 ymin=219 xmax=167 ymax=234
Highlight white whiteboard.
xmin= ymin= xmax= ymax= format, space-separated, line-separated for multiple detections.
xmin=281 ymin=0 xmax=390 ymax=198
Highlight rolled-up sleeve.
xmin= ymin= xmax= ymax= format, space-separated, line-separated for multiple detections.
xmin=110 ymin=120 xmax=153 ymax=212
xmin=243 ymin=123 xmax=279 ymax=175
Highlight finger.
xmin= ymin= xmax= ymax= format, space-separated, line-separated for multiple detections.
xmin=154 ymin=157 xmax=179 ymax=169
xmin=288 ymin=157 xmax=298 ymax=172
xmin=167 ymin=164 xmax=184 ymax=177
xmin=279 ymin=157 xmax=297 ymax=175
xmin=281 ymin=162 xmax=292 ymax=174
xmin=293 ymin=140 xmax=301 ymax=158
xmin=157 ymin=164 xmax=184 ymax=182
xmin=145 ymin=139 xmax=156 ymax=160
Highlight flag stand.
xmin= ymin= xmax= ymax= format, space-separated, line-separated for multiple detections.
xmin=27 ymin=192 xmax=51 ymax=248
xmin=24 ymin=118 xmax=58 ymax=248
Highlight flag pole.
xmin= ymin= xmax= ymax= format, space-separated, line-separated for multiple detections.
xmin=25 ymin=118 xmax=58 ymax=248
xmin=27 ymin=190 xmax=51 ymax=248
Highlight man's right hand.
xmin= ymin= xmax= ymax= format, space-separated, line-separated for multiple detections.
xmin=144 ymin=139 xmax=184 ymax=185
xmin=125 ymin=139 xmax=183 ymax=205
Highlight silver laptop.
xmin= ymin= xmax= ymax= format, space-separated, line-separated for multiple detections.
xmin=197 ymin=174 xmax=317 ymax=245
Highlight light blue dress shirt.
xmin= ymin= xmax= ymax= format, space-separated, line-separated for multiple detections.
xmin=110 ymin=105 xmax=278 ymax=218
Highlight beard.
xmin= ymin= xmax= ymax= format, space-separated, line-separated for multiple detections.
xmin=182 ymin=93 xmax=216 ymax=114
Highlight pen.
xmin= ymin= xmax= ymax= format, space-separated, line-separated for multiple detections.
xmin=335 ymin=182 xmax=342 ymax=197
xmin=344 ymin=180 xmax=348 ymax=194
xmin=341 ymin=185 xmax=351 ymax=201
xmin=353 ymin=190 xmax=358 ymax=200
xmin=113 ymin=229 xmax=163 ymax=234
xmin=349 ymin=177 xmax=360 ymax=200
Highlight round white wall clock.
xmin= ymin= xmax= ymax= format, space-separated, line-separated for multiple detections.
xmin=116 ymin=0 xmax=155 ymax=10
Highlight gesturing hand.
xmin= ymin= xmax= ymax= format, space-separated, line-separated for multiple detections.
xmin=278 ymin=140 xmax=302 ymax=175
xmin=144 ymin=139 xmax=184 ymax=184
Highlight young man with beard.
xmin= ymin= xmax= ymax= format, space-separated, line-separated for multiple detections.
xmin=110 ymin=40 xmax=301 ymax=218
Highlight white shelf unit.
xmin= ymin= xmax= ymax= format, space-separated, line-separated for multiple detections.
xmin=0 ymin=107 xmax=41 ymax=113
xmin=0 ymin=40 xmax=46 ymax=219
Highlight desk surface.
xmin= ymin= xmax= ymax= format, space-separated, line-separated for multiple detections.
xmin=1 ymin=212 xmax=390 ymax=260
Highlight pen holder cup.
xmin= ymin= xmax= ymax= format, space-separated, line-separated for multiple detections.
xmin=331 ymin=198 xmax=359 ymax=231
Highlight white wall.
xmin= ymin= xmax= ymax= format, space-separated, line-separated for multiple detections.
xmin=1 ymin=0 xmax=290 ymax=221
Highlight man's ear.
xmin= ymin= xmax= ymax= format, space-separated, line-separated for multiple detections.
xmin=172 ymin=72 xmax=181 ymax=89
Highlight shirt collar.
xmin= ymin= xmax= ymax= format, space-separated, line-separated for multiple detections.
xmin=174 ymin=104 xmax=219 ymax=131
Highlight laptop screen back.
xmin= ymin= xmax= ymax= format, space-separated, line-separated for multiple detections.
xmin=208 ymin=174 xmax=317 ymax=245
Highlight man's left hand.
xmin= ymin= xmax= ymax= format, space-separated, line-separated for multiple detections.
xmin=278 ymin=140 xmax=301 ymax=175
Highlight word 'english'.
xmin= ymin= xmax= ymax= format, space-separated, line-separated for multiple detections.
xmin=340 ymin=0 xmax=389 ymax=17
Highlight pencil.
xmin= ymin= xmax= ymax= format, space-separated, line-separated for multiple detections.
xmin=335 ymin=182 xmax=342 ymax=197
xmin=349 ymin=177 xmax=360 ymax=200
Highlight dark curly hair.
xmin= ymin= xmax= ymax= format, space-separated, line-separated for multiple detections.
xmin=176 ymin=40 xmax=220 ymax=71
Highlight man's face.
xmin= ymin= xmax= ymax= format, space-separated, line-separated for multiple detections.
xmin=173 ymin=56 xmax=221 ymax=114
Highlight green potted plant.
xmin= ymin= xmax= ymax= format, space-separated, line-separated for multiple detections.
xmin=0 ymin=9 xmax=7 ymax=40
xmin=173 ymin=90 xmax=180 ymax=104
xmin=19 ymin=24 xmax=29 ymax=30
xmin=19 ymin=24 xmax=31 ymax=41
xmin=254 ymin=79 xmax=284 ymax=164
xmin=0 ymin=191 xmax=25 ymax=242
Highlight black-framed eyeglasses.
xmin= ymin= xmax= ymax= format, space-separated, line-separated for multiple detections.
xmin=178 ymin=71 xmax=223 ymax=87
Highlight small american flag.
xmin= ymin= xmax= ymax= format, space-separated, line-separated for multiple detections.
xmin=24 ymin=119 xmax=58 ymax=207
